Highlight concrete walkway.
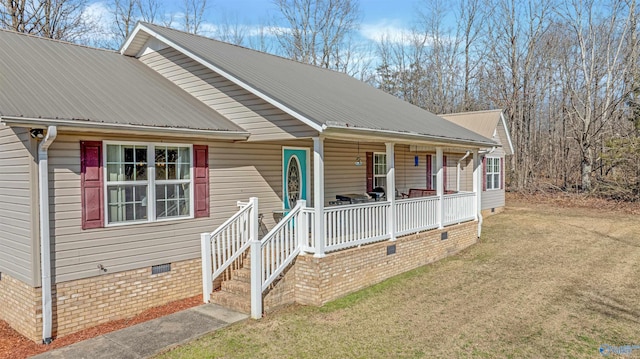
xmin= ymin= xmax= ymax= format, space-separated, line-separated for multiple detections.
xmin=31 ymin=304 xmax=248 ymax=359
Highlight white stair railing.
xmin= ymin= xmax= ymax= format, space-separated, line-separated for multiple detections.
xmin=201 ymin=197 xmax=258 ymax=303
xmin=250 ymin=200 xmax=307 ymax=318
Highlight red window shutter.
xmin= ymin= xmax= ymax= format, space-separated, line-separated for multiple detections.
xmin=443 ymin=155 xmax=447 ymax=192
xmin=366 ymin=152 xmax=373 ymax=192
xmin=500 ymin=157 xmax=505 ymax=189
xmin=482 ymin=157 xmax=487 ymax=191
xmin=81 ymin=141 xmax=103 ymax=229
xmin=193 ymin=145 xmax=209 ymax=218
xmin=426 ymin=154 xmax=432 ymax=190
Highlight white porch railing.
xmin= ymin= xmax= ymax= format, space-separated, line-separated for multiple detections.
xmin=203 ymin=192 xmax=478 ymax=319
xmin=443 ymin=192 xmax=476 ymax=226
xmin=395 ymin=196 xmax=439 ymax=236
xmin=324 ymin=201 xmax=390 ymax=252
xmin=201 ymin=197 xmax=258 ymax=303
xmin=250 ymin=200 xmax=308 ymax=318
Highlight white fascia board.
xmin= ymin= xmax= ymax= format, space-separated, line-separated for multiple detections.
xmin=0 ymin=116 xmax=250 ymax=140
xmin=119 ymin=22 xmax=144 ymax=55
xmin=130 ymin=24 xmax=324 ymax=134
xmin=499 ymin=112 xmax=515 ymax=155
xmin=323 ymin=125 xmax=498 ymax=149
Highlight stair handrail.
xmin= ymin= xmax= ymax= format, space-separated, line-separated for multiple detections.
xmin=250 ymin=200 xmax=307 ymax=318
xmin=201 ymin=197 xmax=258 ymax=303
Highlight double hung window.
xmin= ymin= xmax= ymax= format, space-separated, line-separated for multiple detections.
xmin=486 ymin=157 xmax=501 ymax=190
xmin=105 ymin=142 xmax=192 ymax=225
xmin=373 ymin=153 xmax=387 ymax=189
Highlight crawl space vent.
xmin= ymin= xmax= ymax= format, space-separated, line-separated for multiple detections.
xmin=152 ymin=263 xmax=171 ymax=275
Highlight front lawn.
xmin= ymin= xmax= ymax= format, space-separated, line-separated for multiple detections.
xmin=157 ymin=196 xmax=640 ymax=358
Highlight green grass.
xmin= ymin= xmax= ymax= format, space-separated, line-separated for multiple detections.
xmin=156 ymin=198 xmax=640 ymax=359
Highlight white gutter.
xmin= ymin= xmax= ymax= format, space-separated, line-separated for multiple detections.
xmin=475 ymin=147 xmax=495 ymax=238
xmin=38 ymin=126 xmax=57 ymax=344
xmin=0 ymin=116 xmax=249 ymax=141
xmin=480 ymin=146 xmax=497 ymax=155
xmin=322 ymin=125 xmax=497 ymax=148
xmin=456 ymin=151 xmax=471 ymax=191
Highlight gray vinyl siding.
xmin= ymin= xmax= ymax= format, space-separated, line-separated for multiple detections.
xmin=482 ymin=188 xmax=505 ymax=209
xmin=48 ymin=135 xmax=481 ymax=283
xmin=482 ymin=146 xmax=506 ymax=210
xmin=48 ymin=133 xmax=310 ymax=283
xmin=496 ymin=120 xmax=513 ymax=155
xmin=0 ymin=127 xmax=37 ymax=286
xmin=138 ymin=46 xmax=317 ymax=141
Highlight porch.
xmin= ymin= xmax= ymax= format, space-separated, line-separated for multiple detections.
xmin=201 ymin=137 xmax=484 ymax=318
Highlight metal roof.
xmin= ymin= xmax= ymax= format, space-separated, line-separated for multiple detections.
xmin=440 ymin=109 xmax=513 ymax=154
xmin=123 ymin=22 xmax=496 ymax=147
xmin=0 ymin=29 xmax=247 ymax=136
xmin=440 ymin=110 xmax=503 ymax=139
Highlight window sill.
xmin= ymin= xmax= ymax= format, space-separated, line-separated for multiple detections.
xmin=103 ymin=214 xmax=195 ymax=228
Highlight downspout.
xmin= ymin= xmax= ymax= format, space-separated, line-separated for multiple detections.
xmin=456 ymin=151 xmax=471 ymax=192
xmin=38 ymin=126 xmax=57 ymax=344
xmin=476 ymin=147 xmax=496 ymax=238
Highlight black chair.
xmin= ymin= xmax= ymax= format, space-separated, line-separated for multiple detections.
xmin=369 ymin=187 xmax=386 ymax=200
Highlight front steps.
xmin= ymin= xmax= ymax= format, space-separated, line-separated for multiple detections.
xmin=210 ymin=266 xmax=252 ymax=314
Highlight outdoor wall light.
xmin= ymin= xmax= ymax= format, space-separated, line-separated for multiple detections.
xmin=355 ymin=141 xmax=363 ymax=166
xmin=30 ymin=128 xmax=44 ymax=139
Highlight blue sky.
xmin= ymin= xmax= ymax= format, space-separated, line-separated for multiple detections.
xmin=86 ymin=0 xmax=424 ymax=46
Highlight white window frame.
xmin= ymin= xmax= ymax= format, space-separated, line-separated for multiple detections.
xmin=373 ymin=152 xmax=387 ymax=189
xmin=486 ymin=156 xmax=501 ymax=191
xmin=430 ymin=155 xmax=438 ymax=190
xmin=103 ymin=141 xmax=194 ymax=227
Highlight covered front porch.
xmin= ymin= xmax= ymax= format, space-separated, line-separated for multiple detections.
xmin=303 ymin=137 xmax=481 ymax=255
xmin=201 ymin=134 xmax=485 ymax=318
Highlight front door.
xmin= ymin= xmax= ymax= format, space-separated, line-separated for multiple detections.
xmin=282 ymin=147 xmax=309 ymax=210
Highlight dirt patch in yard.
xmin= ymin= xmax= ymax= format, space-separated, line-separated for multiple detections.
xmin=0 ymin=295 xmax=201 ymax=359
xmin=158 ymin=194 xmax=640 ymax=359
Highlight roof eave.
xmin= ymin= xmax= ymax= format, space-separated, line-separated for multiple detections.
xmin=322 ymin=125 xmax=498 ymax=148
xmin=499 ymin=112 xmax=515 ymax=155
xmin=1 ymin=116 xmax=250 ymax=141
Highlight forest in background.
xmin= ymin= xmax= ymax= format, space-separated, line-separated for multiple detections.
xmin=2 ymin=0 xmax=640 ymax=200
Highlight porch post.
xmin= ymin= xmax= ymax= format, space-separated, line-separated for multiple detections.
xmin=386 ymin=142 xmax=396 ymax=241
xmin=313 ymin=137 xmax=325 ymax=257
xmin=472 ymin=150 xmax=480 ymax=221
xmin=436 ymin=147 xmax=444 ymax=229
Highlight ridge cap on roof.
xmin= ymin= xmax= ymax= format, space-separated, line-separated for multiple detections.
xmin=0 ymin=28 xmax=118 ymax=54
xmin=138 ymin=21 xmax=356 ymax=78
xmin=439 ymin=109 xmax=504 ymax=117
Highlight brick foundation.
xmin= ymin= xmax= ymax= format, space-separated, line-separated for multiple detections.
xmin=4 ymin=222 xmax=478 ymax=342
xmin=0 ymin=273 xmax=41 ymax=342
xmin=51 ymin=258 xmax=201 ymax=338
xmin=2 ymin=258 xmax=202 ymax=342
xmin=264 ymin=221 xmax=478 ymax=309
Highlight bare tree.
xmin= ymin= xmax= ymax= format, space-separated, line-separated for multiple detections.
xmin=110 ymin=0 xmax=136 ymax=43
xmin=1 ymin=0 xmax=41 ymax=33
xmin=182 ymin=0 xmax=206 ymax=34
xmin=557 ymin=0 xmax=633 ymax=191
xmin=272 ymin=0 xmax=361 ymax=71
xmin=1 ymin=0 xmax=94 ymax=42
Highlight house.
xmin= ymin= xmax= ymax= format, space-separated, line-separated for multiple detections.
xmin=0 ymin=22 xmax=501 ymax=343
xmin=441 ymin=109 xmax=514 ymax=215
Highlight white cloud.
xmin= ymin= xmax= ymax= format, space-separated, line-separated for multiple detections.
xmin=359 ymin=20 xmax=414 ymax=45
xmin=83 ymin=2 xmax=113 ymax=37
